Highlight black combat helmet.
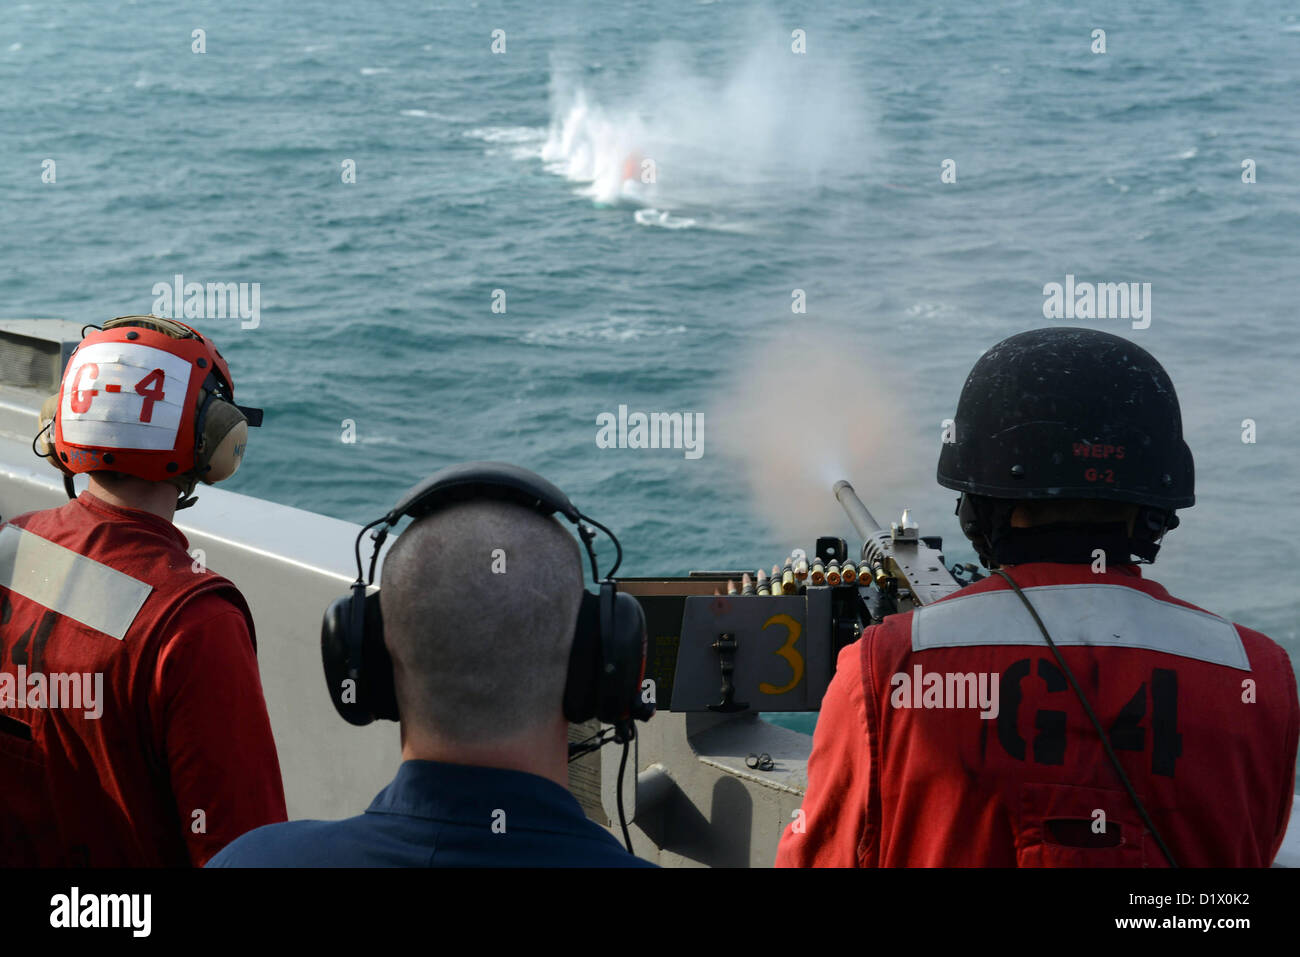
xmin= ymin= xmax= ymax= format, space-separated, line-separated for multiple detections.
xmin=937 ymin=327 xmax=1194 ymax=564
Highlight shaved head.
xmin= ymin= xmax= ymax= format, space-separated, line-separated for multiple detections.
xmin=379 ymin=500 xmax=585 ymax=745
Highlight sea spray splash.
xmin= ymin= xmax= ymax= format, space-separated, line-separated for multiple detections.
xmin=541 ymin=16 xmax=875 ymax=213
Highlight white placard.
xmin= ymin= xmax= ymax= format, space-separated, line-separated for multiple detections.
xmin=60 ymin=341 xmax=194 ymax=451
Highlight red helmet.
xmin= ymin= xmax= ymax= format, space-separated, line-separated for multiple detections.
xmin=40 ymin=316 xmax=261 ymax=499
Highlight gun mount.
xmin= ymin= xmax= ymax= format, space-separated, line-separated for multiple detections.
xmin=618 ymin=479 xmax=967 ymax=716
xmin=569 ymin=480 xmax=975 ymax=865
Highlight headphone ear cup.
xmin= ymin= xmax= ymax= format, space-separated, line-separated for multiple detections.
xmin=35 ymin=394 xmax=69 ymax=470
xmin=321 ymin=589 xmax=397 ymax=725
xmin=322 ymin=592 xmax=370 ymax=726
xmin=563 ymin=590 xmax=601 ymax=723
xmin=197 ymin=400 xmax=249 ymax=483
xmin=597 ymin=586 xmax=649 ymax=724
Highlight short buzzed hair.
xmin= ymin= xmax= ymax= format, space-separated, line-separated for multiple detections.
xmin=379 ymin=500 xmax=585 ymax=744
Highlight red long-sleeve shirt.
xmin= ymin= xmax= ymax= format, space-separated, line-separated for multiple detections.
xmin=0 ymin=491 xmax=287 ymax=866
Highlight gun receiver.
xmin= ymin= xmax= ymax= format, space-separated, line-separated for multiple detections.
xmin=833 ymin=479 xmax=963 ymax=614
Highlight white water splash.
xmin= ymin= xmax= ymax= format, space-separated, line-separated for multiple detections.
xmin=539 ymin=22 xmax=873 ymax=219
xmin=633 ymin=208 xmax=696 ymax=229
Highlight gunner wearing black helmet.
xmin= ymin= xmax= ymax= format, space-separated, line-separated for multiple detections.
xmin=777 ymin=327 xmax=1298 ymax=867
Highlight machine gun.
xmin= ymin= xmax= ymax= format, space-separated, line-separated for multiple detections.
xmin=581 ymin=480 xmax=988 ymax=863
xmin=619 ymin=479 xmax=979 ymax=715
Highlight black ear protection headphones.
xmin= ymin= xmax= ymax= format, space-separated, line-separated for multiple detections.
xmin=320 ymin=461 xmax=655 ymax=738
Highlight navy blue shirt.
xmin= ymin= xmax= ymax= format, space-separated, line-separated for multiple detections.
xmin=206 ymin=760 xmax=656 ymax=868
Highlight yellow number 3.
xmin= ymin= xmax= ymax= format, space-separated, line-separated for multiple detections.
xmin=759 ymin=613 xmax=804 ymax=695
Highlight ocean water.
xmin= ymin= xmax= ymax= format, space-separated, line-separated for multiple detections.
xmin=2 ymin=1 xmax=1298 ymax=698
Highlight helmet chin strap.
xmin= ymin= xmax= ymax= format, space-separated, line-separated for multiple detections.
xmin=170 ymin=474 xmax=201 ymax=511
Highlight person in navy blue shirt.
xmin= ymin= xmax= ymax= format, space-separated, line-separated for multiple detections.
xmin=208 ymin=499 xmax=655 ymax=868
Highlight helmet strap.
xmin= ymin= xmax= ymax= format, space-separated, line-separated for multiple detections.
xmin=170 ymin=474 xmax=201 ymax=511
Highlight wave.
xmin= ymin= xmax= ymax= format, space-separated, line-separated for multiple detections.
xmin=522 ymin=315 xmax=690 ymax=345
xmin=400 ymin=109 xmax=458 ymax=120
xmin=466 ymin=126 xmax=546 ymax=145
xmin=634 ymin=208 xmax=696 ymax=229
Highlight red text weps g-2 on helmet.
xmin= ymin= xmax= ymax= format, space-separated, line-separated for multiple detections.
xmin=45 ymin=316 xmax=262 ymax=499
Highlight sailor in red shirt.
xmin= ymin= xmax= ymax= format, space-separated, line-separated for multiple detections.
xmin=0 ymin=315 xmax=287 ymax=866
xmin=777 ymin=328 xmax=1298 ymax=867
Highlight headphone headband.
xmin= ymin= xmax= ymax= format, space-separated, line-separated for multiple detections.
xmin=361 ymin=461 xmax=610 ymax=588
xmin=323 ymin=461 xmax=649 ymax=730
xmin=385 ymin=461 xmax=581 ymax=526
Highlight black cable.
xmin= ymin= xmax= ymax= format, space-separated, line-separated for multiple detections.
xmin=567 ymin=725 xmax=615 ymax=761
xmin=616 ymin=732 xmax=633 ymax=854
xmin=32 ymin=407 xmax=100 ymax=500
xmin=577 ymin=511 xmax=623 ymax=579
xmin=576 ymin=523 xmax=601 ymax=583
xmin=352 ymin=517 xmax=388 ymax=582
xmin=992 ymin=569 xmax=1178 ymax=868
xmin=31 ymin=421 xmax=52 ymax=460
xmin=567 ymin=725 xmax=634 ymax=853
xmin=366 ymin=526 xmax=387 ymax=584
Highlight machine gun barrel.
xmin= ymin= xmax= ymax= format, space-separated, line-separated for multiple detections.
xmin=832 ymin=477 xmax=965 ymax=608
xmin=832 ymin=480 xmax=882 ymax=541
xmin=832 ymin=479 xmax=897 ymax=570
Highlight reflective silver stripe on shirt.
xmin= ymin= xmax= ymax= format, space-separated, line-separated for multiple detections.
xmin=0 ymin=524 xmax=153 ymax=640
xmin=911 ymin=582 xmax=1250 ymax=671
